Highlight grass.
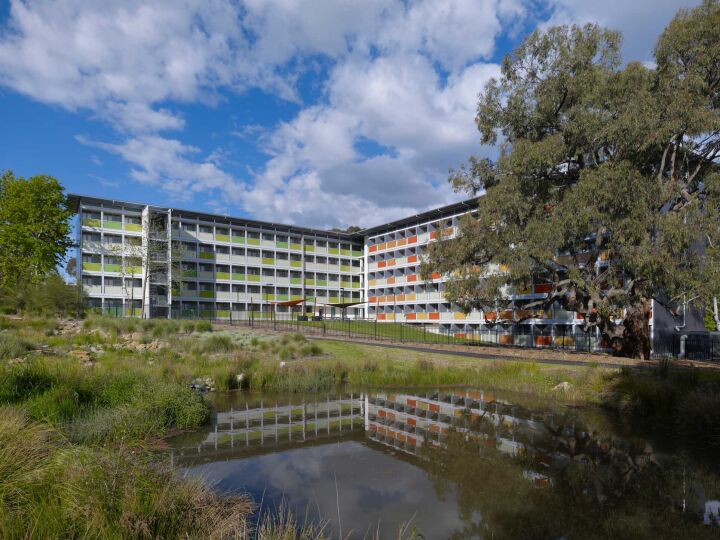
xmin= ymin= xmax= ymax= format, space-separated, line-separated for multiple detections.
xmin=3 ymin=314 xmax=720 ymax=537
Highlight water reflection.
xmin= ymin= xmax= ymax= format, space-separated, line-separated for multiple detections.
xmin=170 ymin=390 xmax=720 ymax=539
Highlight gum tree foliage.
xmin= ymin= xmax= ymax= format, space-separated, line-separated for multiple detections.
xmin=0 ymin=171 xmax=74 ymax=289
xmin=424 ymin=2 xmax=720 ymax=358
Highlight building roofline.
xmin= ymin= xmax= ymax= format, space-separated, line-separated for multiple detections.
xmin=68 ymin=193 xmax=479 ymax=240
xmin=356 ymin=198 xmax=479 ymax=237
xmin=67 ymin=193 xmax=364 ymax=241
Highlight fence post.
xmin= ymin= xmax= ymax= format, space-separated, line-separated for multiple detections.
xmin=375 ymin=319 xmax=377 ymax=341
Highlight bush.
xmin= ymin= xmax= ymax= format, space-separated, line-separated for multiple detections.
xmin=194 ymin=320 xmax=212 ymax=333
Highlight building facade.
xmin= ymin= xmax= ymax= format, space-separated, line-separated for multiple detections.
xmin=71 ymin=194 xmax=687 ymax=354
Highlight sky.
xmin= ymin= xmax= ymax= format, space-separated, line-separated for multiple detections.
xmin=0 ymin=0 xmax=701 ymax=229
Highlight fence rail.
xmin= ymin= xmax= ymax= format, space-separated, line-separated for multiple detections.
xmin=89 ymin=307 xmax=720 ymax=361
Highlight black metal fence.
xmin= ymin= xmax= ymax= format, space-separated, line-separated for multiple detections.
xmin=89 ymin=306 xmax=720 ymax=360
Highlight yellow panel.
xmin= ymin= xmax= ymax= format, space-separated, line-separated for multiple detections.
xmin=417 ymin=313 xmax=428 ymax=320
xmin=453 ymin=312 xmax=466 ymax=320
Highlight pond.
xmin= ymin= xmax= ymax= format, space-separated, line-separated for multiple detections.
xmin=168 ymin=389 xmax=720 ymax=539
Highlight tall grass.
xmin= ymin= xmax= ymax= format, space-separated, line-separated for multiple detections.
xmin=0 ymin=409 xmax=252 ymax=539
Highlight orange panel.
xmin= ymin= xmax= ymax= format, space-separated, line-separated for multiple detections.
xmin=430 ymin=231 xmax=438 ymax=240
xmin=429 ymin=404 xmax=440 ymax=413
xmin=407 ymin=274 xmax=417 ymax=282
xmin=369 ymin=245 xmax=378 ymax=252
xmin=408 ymin=255 xmax=418 ymax=263
xmin=387 ymin=259 xmax=395 ymax=266
xmin=408 ymin=236 xmax=417 ymax=244
xmin=378 ymin=261 xmax=386 ymax=268
xmin=498 ymin=334 xmax=514 ymax=345
xmin=396 ymin=294 xmax=404 ymax=301
xmin=406 ymin=313 xmax=416 ymax=320
xmin=369 ymin=296 xmax=377 ymax=303
xmin=431 ymin=272 xmax=441 ymax=279
xmin=387 ymin=277 xmax=395 ymax=284
xmin=407 ymin=436 xmax=417 ymax=446
xmin=387 ymin=240 xmax=397 ymax=248
xmin=534 ymin=336 xmax=552 ymax=346
xmin=454 ymin=333 xmax=466 ymax=339
xmin=484 ymin=312 xmax=497 ymax=321
xmin=407 ymin=399 xmax=417 ymax=408
xmin=377 ymin=314 xmax=386 ymax=320
xmin=397 ymin=239 xmax=407 ymax=246
xmin=378 ymin=409 xmax=386 ymax=417
xmin=534 ymin=283 xmax=552 ymax=294
xmin=429 ymin=312 xmax=440 ymax=320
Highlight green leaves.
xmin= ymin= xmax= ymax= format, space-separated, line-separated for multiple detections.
xmin=0 ymin=171 xmax=74 ymax=291
xmin=432 ymin=2 xmax=720 ymax=357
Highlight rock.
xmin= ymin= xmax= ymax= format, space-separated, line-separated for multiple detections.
xmin=69 ymin=349 xmax=93 ymax=362
xmin=552 ymin=382 xmax=573 ymax=392
xmin=236 ymin=373 xmax=245 ymax=383
xmin=279 ymin=361 xmax=286 ymax=368
xmin=130 ymin=332 xmax=143 ymax=343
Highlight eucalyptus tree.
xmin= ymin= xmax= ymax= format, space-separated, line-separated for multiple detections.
xmin=425 ymin=1 xmax=720 ymax=357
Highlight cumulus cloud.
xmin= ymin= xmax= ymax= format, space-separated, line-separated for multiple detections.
xmin=0 ymin=0 xmax=699 ymax=227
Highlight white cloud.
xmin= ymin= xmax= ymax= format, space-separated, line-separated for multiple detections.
xmin=546 ymin=0 xmax=700 ymax=62
xmin=0 ymin=0 xmax=698 ymax=227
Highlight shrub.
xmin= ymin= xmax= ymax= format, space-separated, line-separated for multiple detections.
xmin=195 ymin=321 xmax=212 ymax=333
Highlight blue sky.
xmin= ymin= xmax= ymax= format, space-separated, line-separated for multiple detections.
xmin=0 ymin=0 xmax=699 ymax=229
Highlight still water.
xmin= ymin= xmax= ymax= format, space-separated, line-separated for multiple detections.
xmin=169 ymin=389 xmax=720 ymax=539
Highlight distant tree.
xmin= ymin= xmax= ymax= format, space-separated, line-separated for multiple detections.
xmin=330 ymin=225 xmax=362 ymax=234
xmin=0 ymin=171 xmax=74 ymax=290
xmin=424 ymin=1 xmax=720 ymax=358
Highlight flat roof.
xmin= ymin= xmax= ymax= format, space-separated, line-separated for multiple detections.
xmin=68 ymin=193 xmax=478 ymax=240
xmin=68 ymin=193 xmax=364 ymax=241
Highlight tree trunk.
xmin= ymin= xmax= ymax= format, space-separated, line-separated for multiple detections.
xmin=598 ymin=299 xmax=652 ymax=359
xmin=713 ymin=297 xmax=720 ymax=332
xmin=620 ymin=300 xmax=652 ymax=359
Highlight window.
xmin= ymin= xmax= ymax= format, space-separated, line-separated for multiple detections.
xmin=199 ymin=225 xmax=213 ymax=234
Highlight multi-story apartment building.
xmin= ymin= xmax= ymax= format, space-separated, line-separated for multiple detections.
xmin=70 ymin=194 xmax=703 ymax=354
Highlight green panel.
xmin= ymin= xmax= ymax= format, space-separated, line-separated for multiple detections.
xmin=247 ymin=274 xmax=261 ymax=282
xmin=341 ymin=265 xmax=350 ymax=272
xmin=199 ymin=290 xmax=215 ymax=298
xmin=199 ymin=252 xmax=215 ymax=260
xmin=82 ymin=262 xmax=101 ymax=271
xmin=352 ymin=283 xmax=361 ymax=289
xmin=247 ymin=238 xmax=261 ymax=246
xmin=182 ymin=269 xmax=197 ymax=278
xmin=216 ymin=310 xmax=230 ymax=318
xmin=276 ymin=241 xmax=289 ymax=249
xmin=290 ymin=260 xmax=302 ymax=268
xmin=216 ymin=272 xmax=230 ymax=280
xmin=82 ymin=218 xmax=101 ymax=227
xmin=264 ymin=294 xmax=275 ymax=301
xmin=104 ymin=264 xmax=121 ymax=272
xmin=104 ymin=221 xmax=122 ymax=230
xmin=329 ymin=297 xmax=340 ymax=303
xmin=232 ymin=236 xmax=245 ymax=244
xmin=232 ymin=273 xmax=245 ymax=281
xmin=304 ymin=296 xmax=314 ymax=302
xmin=291 ymin=295 xmax=302 ymax=301
xmin=128 ymin=308 xmax=142 ymax=317
xmin=216 ymin=234 xmax=230 ymax=242
xmin=341 ymin=281 xmax=351 ymax=288
xmin=290 ymin=243 xmax=301 ymax=250
xmin=276 ymin=294 xmax=289 ymax=301
xmin=199 ymin=310 xmax=214 ymax=318
xmin=304 ymin=245 xmax=314 ymax=252
xmin=352 ymin=250 xmax=362 ymax=257
xmin=290 ymin=277 xmax=301 ymax=284
xmin=262 ymin=258 xmax=275 ymax=265
xmin=125 ymin=223 xmax=142 ymax=232
xmin=304 ymin=279 xmax=315 ymax=286
xmin=341 ymin=249 xmax=351 ymax=256
xmin=125 ymin=265 xmax=142 ymax=274
xmin=328 ymin=248 xmax=339 ymax=255
xmin=180 ymin=290 xmax=194 ymax=297
xmin=316 ymin=280 xmax=327 ymax=286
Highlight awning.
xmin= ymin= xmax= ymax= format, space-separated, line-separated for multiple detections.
xmin=269 ymin=299 xmax=305 ymax=307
